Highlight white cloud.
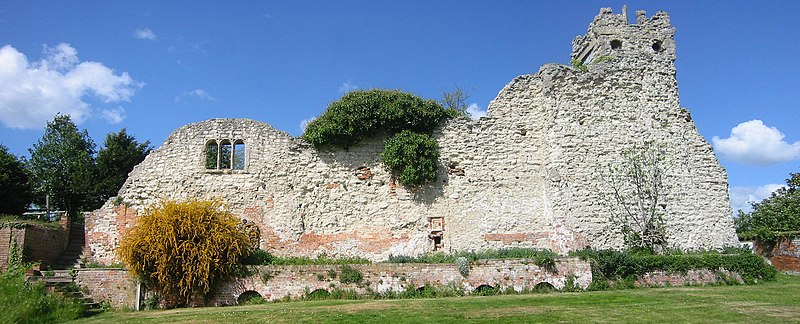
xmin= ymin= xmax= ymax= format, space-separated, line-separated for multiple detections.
xmin=0 ymin=43 xmax=139 ymax=129
xmin=100 ymin=107 xmax=126 ymax=124
xmin=730 ymin=184 xmax=784 ymax=214
xmin=133 ymin=28 xmax=157 ymax=41
xmin=175 ymin=88 xmax=215 ymax=103
xmin=299 ymin=117 xmax=316 ymax=132
xmin=466 ymin=103 xmax=487 ymax=119
xmin=338 ymin=81 xmax=358 ymax=93
xmin=712 ymin=120 xmax=800 ymax=165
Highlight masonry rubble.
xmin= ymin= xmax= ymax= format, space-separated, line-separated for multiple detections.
xmin=86 ymin=7 xmax=737 ymax=265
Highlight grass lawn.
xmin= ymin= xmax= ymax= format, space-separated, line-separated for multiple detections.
xmin=72 ymin=274 xmax=799 ymax=323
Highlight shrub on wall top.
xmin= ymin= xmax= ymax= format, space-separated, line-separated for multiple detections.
xmin=302 ymin=89 xmax=449 ymax=148
xmin=117 ymin=199 xmax=253 ymax=307
xmin=302 ymin=89 xmax=454 ymax=186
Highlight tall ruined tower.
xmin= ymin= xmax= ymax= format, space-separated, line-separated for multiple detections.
xmin=572 ymin=8 xmax=676 ymax=68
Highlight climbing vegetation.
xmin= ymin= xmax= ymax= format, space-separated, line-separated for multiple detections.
xmin=118 ymin=199 xmax=253 ymax=307
xmin=382 ymin=130 xmax=439 ymax=186
xmin=303 ymin=89 xmax=454 ymax=186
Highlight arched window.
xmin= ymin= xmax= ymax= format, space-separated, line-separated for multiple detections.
xmin=205 ymin=139 xmax=246 ymax=171
xmin=205 ymin=140 xmax=218 ymax=169
xmin=233 ymin=140 xmax=245 ymax=170
xmin=610 ymin=39 xmax=622 ymax=50
xmin=220 ymin=140 xmax=232 ymax=169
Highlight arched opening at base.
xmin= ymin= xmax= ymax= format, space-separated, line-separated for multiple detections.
xmin=306 ymin=288 xmax=330 ymax=300
xmin=533 ymin=282 xmax=556 ymax=293
xmin=237 ymin=290 xmax=264 ymax=304
xmin=473 ymin=284 xmax=499 ymax=296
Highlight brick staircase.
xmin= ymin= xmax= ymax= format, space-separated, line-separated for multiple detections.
xmin=53 ymin=222 xmax=86 ymax=269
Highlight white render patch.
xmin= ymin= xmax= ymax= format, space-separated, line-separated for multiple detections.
xmin=86 ymin=8 xmax=737 ymax=264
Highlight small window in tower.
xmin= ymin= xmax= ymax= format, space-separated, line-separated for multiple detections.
xmin=610 ymin=39 xmax=622 ymax=50
xmin=233 ymin=140 xmax=245 ymax=170
xmin=220 ymin=140 xmax=232 ymax=169
xmin=652 ymin=40 xmax=663 ymax=52
xmin=205 ymin=140 xmax=218 ymax=169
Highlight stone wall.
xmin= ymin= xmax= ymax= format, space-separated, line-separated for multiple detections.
xmin=755 ymin=237 xmax=800 ymax=275
xmin=86 ymin=7 xmax=737 ymax=265
xmin=75 ymin=269 xmax=139 ymax=309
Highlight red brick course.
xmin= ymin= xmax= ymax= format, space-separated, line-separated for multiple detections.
xmin=754 ymin=237 xmax=800 ymax=274
xmin=75 ymin=269 xmax=139 ymax=308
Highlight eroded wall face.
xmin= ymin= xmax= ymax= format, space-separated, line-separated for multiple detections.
xmin=86 ymin=9 xmax=736 ymax=265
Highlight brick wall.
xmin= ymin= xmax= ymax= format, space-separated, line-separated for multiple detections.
xmin=0 ymin=227 xmax=26 ymax=270
xmin=75 ymin=269 xmax=139 ymax=309
xmin=755 ymin=237 xmax=800 ymax=274
xmin=635 ymin=269 xmax=743 ymax=286
xmin=0 ymin=224 xmax=68 ymax=270
xmin=75 ymin=257 xmax=753 ymax=309
xmin=208 ymin=258 xmax=593 ymax=306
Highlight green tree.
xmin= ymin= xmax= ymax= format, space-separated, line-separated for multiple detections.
xmin=28 ymin=114 xmax=97 ymax=216
xmin=0 ymin=145 xmax=32 ymax=215
xmin=736 ymin=172 xmax=800 ymax=243
xmin=95 ymin=129 xmax=152 ymax=203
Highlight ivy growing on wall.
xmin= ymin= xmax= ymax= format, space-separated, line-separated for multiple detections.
xmin=302 ymin=89 xmax=455 ymax=186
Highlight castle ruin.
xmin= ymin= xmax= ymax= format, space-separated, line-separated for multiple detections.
xmin=86 ymin=8 xmax=737 ymax=265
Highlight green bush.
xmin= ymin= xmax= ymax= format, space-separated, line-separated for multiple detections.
xmin=571 ymin=248 xmax=777 ymax=286
xmin=255 ymin=255 xmax=370 ymax=266
xmin=0 ymin=246 xmax=84 ymax=323
xmin=241 ymin=249 xmax=275 ymax=265
xmin=302 ymin=89 xmax=450 ymax=186
xmin=387 ymin=248 xmax=558 ymax=272
xmin=302 ymin=89 xmax=447 ymax=148
xmin=339 ymin=265 xmax=363 ymax=284
xmin=382 ymin=130 xmax=439 ymax=186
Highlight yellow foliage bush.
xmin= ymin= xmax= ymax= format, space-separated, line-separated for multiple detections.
xmin=117 ymin=199 xmax=253 ymax=306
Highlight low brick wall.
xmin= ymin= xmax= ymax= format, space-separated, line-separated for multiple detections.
xmin=75 ymin=258 xmax=754 ymax=309
xmin=208 ymin=258 xmax=592 ymax=306
xmin=755 ymin=237 xmax=800 ymax=274
xmin=0 ymin=222 xmax=68 ymax=270
xmin=75 ymin=269 xmax=139 ymax=309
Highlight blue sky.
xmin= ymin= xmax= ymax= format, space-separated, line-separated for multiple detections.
xmin=1 ymin=1 xmax=799 ymax=214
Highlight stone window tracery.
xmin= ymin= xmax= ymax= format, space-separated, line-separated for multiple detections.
xmin=233 ymin=140 xmax=245 ymax=170
xmin=220 ymin=140 xmax=232 ymax=169
xmin=205 ymin=140 xmax=219 ymax=169
xmin=205 ymin=139 xmax=246 ymax=171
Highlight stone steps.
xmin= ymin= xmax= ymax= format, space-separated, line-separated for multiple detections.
xmin=53 ymin=223 xmax=86 ymax=269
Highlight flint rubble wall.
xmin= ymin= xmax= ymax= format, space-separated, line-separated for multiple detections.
xmin=86 ymin=8 xmax=736 ymax=264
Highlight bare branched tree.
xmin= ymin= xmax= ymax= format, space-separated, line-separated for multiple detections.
xmin=440 ymin=86 xmax=472 ymax=117
xmin=600 ymin=141 xmax=668 ymax=253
